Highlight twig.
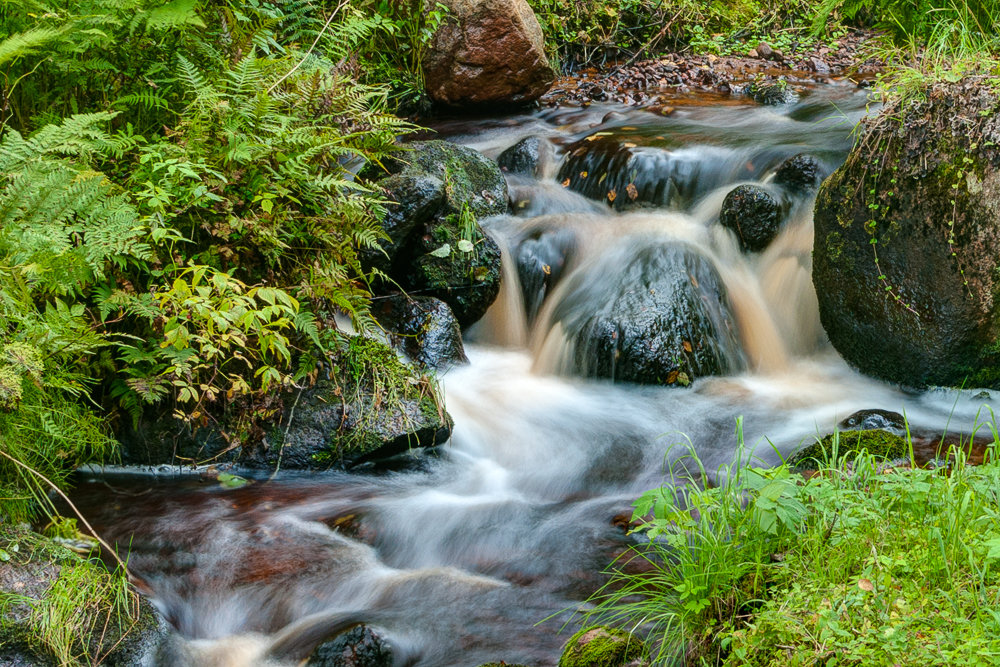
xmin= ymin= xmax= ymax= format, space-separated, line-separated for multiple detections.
xmin=266 ymin=0 xmax=348 ymax=95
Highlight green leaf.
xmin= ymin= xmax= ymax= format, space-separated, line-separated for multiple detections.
xmin=429 ymin=244 xmax=451 ymax=258
xmin=217 ymin=472 xmax=249 ymax=489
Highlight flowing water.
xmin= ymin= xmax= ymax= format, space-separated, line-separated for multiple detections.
xmin=71 ymin=81 xmax=1000 ymax=666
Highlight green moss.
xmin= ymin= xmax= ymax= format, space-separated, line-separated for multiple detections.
xmin=788 ymin=428 xmax=910 ymax=467
xmin=558 ymin=626 xmax=648 ymax=667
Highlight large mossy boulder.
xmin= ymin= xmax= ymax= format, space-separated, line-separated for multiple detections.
xmin=422 ymin=0 xmax=555 ymax=108
xmin=558 ymin=626 xmax=648 ymax=667
xmin=307 ymin=625 xmax=393 ymax=667
xmin=548 ymin=240 xmax=745 ymax=385
xmin=119 ymin=337 xmax=451 ymax=469
xmin=813 ymin=80 xmax=1000 ymax=389
xmin=365 ymin=140 xmax=507 ymax=328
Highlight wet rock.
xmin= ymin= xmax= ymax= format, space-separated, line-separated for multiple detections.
xmin=558 ymin=137 xmax=756 ymax=211
xmin=772 ymin=153 xmax=826 ymax=193
xmin=365 ymin=140 xmax=508 ymax=328
xmin=813 ymin=80 xmax=1000 ymax=389
xmin=423 ymin=0 xmax=555 ymax=108
xmin=558 ymin=626 xmax=649 ymax=667
xmin=549 ymin=241 xmax=745 ymax=386
xmin=743 ymin=80 xmax=796 ymax=105
xmin=515 ymin=226 xmax=577 ymax=324
xmin=361 ymin=173 xmax=444 ymax=275
xmin=372 ymin=294 xmax=468 ymax=370
xmin=719 ymin=184 xmax=785 ymax=252
xmin=307 ymin=625 xmax=393 ymax=667
xmin=497 ymin=136 xmax=552 ymax=178
xmin=788 ymin=429 xmax=910 ymax=468
xmin=368 ymin=141 xmax=508 ymax=221
xmin=838 ymin=409 xmax=907 ymax=434
xmin=274 ymin=343 xmax=452 ymax=469
xmin=407 ymin=221 xmax=503 ymax=328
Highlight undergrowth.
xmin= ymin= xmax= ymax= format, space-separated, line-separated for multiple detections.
xmin=578 ymin=414 xmax=1000 ymax=665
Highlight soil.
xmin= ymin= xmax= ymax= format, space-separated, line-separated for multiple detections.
xmin=541 ymin=28 xmax=883 ymax=107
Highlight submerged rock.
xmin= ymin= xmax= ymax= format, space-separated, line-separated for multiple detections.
xmin=515 ymin=226 xmax=578 ymax=324
xmin=558 ymin=138 xmax=755 ymax=211
xmin=813 ymin=80 xmax=1000 ymax=389
xmin=558 ymin=626 xmax=648 ymax=667
xmin=372 ymin=294 xmax=468 ymax=370
xmin=307 ymin=625 xmax=393 ymax=667
xmin=422 ymin=0 xmax=555 ymax=108
xmin=719 ymin=184 xmax=786 ymax=252
xmin=548 ymin=241 xmax=744 ymax=386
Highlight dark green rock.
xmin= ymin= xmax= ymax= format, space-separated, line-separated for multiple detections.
xmin=813 ymin=80 xmax=1000 ymax=389
xmin=744 ymin=80 xmax=796 ymax=105
xmin=558 ymin=626 xmax=648 ymax=667
xmin=550 ymin=241 xmax=745 ymax=386
xmin=363 ymin=173 xmax=445 ymax=275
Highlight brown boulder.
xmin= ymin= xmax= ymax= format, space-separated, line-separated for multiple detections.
xmin=423 ymin=0 xmax=555 ymax=107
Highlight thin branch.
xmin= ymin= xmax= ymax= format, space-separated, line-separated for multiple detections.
xmin=266 ymin=0 xmax=349 ymax=95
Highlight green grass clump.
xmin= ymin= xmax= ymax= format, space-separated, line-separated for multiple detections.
xmin=0 ymin=524 xmax=141 ymax=667
xmin=578 ymin=416 xmax=1000 ymax=665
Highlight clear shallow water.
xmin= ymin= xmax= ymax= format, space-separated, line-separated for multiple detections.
xmin=72 ymin=82 xmax=1000 ymax=666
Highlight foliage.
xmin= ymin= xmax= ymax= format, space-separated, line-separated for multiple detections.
xmin=526 ymin=0 xmax=833 ymax=69
xmin=580 ymin=415 xmax=1000 ymax=665
xmin=0 ymin=0 xmax=437 ymax=518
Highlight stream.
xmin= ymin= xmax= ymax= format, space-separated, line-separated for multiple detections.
xmin=71 ymin=80 xmax=1000 ymax=666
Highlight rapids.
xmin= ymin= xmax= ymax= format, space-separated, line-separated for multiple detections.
xmin=71 ymin=81 xmax=1000 ymax=666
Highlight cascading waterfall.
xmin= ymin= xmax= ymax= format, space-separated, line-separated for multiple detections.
xmin=70 ymin=82 xmax=1000 ymax=667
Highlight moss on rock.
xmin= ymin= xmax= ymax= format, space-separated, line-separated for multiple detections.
xmin=788 ymin=428 xmax=910 ymax=467
xmin=558 ymin=626 xmax=648 ymax=667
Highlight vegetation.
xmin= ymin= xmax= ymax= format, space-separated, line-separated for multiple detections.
xmin=0 ymin=524 xmax=145 ymax=666
xmin=577 ymin=417 xmax=1000 ymax=665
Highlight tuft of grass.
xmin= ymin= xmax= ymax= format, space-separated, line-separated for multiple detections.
xmin=0 ymin=525 xmax=141 ymax=667
xmin=577 ymin=415 xmax=1000 ymax=665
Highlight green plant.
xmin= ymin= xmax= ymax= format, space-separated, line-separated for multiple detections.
xmin=579 ymin=414 xmax=1000 ymax=665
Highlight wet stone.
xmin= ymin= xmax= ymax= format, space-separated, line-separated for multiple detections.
xmin=772 ymin=153 xmax=826 ymax=193
xmin=307 ymin=625 xmax=393 ymax=667
xmin=497 ymin=136 xmax=552 ymax=178
xmin=719 ymin=184 xmax=785 ymax=252
xmin=838 ymin=409 xmax=907 ymax=434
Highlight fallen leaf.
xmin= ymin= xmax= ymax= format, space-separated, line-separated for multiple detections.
xmin=858 ymin=578 xmax=874 ymax=592
xmin=607 ymin=189 xmax=617 ymax=202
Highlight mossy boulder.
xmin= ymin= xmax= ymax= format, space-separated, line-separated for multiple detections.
xmin=0 ymin=524 xmax=168 ymax=666
xmin=788 ymin=429 xmax=910 ymax=467
xmin=558 ymin=626 xmax=648 ymax=667
xmin=772 ymin=153 xmax=826 ymax=193
xmin=549 ymin=240 xmax=745 ymax=386
xmin=813 ymin=79 xmax=1000 ymax=389
xmin=268 ymin=337 xmax=452 ymax=469
xmin=365 ymin=140 xmax=507 ymax=328
xmin=307 ymin=625 xmax=393 ymax=667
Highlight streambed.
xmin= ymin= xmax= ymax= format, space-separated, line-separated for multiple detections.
xmin=71 ymin=81 xmax=999 ymax=666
